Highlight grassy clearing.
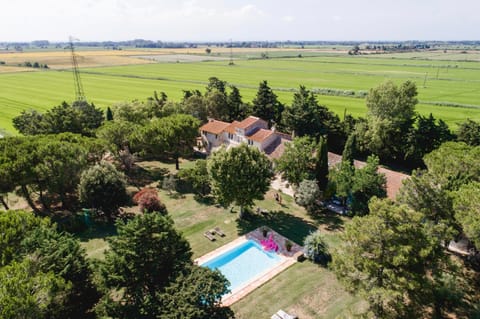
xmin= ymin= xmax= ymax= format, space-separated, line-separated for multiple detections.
xmin=1 ymin=51 xmax=480 ymax=134
xmin=76 ymin=159 xmax=361 ymax=318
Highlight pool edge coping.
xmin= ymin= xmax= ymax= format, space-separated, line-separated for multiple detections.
xmin=194 ymin=227 xmax=302 ymax=306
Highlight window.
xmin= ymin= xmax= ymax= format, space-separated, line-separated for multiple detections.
xmin=248 ymin=139 xmax=253 ymax=145
xmin=228 ymin=133 xmax=233 ymax=140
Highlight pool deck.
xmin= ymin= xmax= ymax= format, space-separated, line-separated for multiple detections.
xmin=194 ymin=227 xmax=303 ymax=306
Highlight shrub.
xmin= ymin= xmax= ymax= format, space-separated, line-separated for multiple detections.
xmin=295 ymin=179 xmax=320 ymax=208
xmin=79 ymin=162 xmax=128 ymax=219
xmin=303 ymin=231 xmax=331 ymax=265
xmin=133 ymin=188 xmax=166 ymax=214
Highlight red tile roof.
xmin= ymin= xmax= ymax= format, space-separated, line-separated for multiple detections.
xmin=327 ymin=152 xmax=409 ymax=199
xmin=248 ymin=129 xmax=275 ymax=142
xmin=200 ymin=120 xmax=230 ymax=135
xmin=236 ymin=116 xmax=265 ymax=129
xmin=224 ymin=121 xmax=241 ymax=134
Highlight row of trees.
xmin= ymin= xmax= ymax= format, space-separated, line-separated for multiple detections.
xmin=0 ymin=209 xmax=233 ymax=319
xmin=12 ymin=77 xmax=480 ymax=171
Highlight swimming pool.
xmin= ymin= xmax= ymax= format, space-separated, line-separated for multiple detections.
xmin=201 ymin=239 xmax=284 ymax=293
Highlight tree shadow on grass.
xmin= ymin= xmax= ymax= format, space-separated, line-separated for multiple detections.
xmin=236 ymin=210 xmax=317 ymax=245
xmin=307 ymin=206 xmax=345 ymax=232
xmin=75 ymin=222 xmax=117 ymax=243
xmin=128 ymin=165 xmax=169 ymax=188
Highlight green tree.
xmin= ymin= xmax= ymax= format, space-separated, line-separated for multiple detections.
xmin=0 ymin=135 xmax=97 ymax=213
xmin=342 ymin=133 xmax=356 ymax=166
xmin=332 ymin=198 xmax=445 ymax=318
xmin=364 ymin=80 xmax=418 ymax=161
xmin=294 ymin=179 xmax=320 ymax=209
xmin=456 ymin=119 xmax=480 ymax=146
xmin=182 ymin=94 xmax=208 ymax=123
xmin=98 ymin=213 xmax=192 ymax=318
xmin=21 ymin=224 xmax=100 ymax=319
xmin=423 ymin=142 xmax=480 ymax=191
xmin=396 ymin=170 xmax=457 ymax=243
xmin=12 ymin=109 xmax=45 ymax=135
xmin=78 ymin=162 xmax=128 ymax=218
xmin=406 ymin=113 xmax=454 ymax=166
xmin=208 ymin=144 xmax=273 ymax=217
xmin=205 ymin=89 xmax=230 ymax=121
xmin=0 ymin=210 xmax=49 ymax=266
xmin=161 ymin=114 xmax=200 ymax=170
xmin=72 ymin=100 xmax=104 ymax=137
xmin=0 ymin=259 xmax=70 ymax=319
xmin=227 ymin=85 xmax=249 ymax=122
xmin=206 ymin=76 xmax=227 ymax=94
xmin=283 ymin=86 xmax=340 ymax=138
xmin=350 ymin=155 xmax=387 ymax=215
xmin=106 ymin=106 xmax=114 ymax=121
xmin=0 ymin=210 xmax=100 ymax=318
xmin=34 ymin=137 xmax=88 ymax=209
xmin=177 ymin=159 xmax=211 ymax=197
xmin=252 ymin=81 xmax=284 ymax=127
xmin=315 ymin=136 xmax=329 ymax=191
xmin=303 ymin=230 xmax=330 ymax=265
xmin=111 ymin=101 xmax=149 ymax=124
xmin=453 ymin=182 xmax=480 ymax=250
xmin=328 ymin=161 xmax=355 ymax=205
xmin=161 ymin=266 xmax=233 ymax=319
xmin=135 ymin=114 xmax=199 ymax=169
xmin=275 ymin=136 xmax=317 ymax=187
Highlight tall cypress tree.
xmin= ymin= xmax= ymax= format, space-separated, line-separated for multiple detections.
xmin=315 ymin=136 xmax=329 ymax=191
xmin=106 ymin=107 xmax=114 ymax=121
xmin=342 ymin=133 xmax=356 ymax=166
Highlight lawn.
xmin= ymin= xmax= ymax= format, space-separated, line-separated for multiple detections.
xmin=2 ymin=50 xmax=480 ymax=134
xmin=77 ymin=158 xmax=364 ymax=318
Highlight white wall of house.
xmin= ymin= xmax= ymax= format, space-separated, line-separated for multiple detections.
xmin=202 ymin=132 xmax=223 ymax=148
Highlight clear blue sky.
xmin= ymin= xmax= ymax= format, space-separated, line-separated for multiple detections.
xmin=1 ymin=0 xmax=478 ymax=42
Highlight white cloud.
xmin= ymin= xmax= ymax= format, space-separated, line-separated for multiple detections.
xmin=282 ymin=16 xmax=295 ymax=23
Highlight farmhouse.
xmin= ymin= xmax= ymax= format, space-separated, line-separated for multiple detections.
xmin=200 ymin=116 xmax=291 ymax=159
xmin=200 ymin=116 xmax=409 ymax=199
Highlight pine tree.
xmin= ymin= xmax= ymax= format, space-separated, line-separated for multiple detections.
xmin=252 ymin=81 xmax=283 ymax=127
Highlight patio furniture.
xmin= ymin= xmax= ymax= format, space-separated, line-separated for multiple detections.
xmin=213 ymin=226 xmax=225 ymax=237
xmin=273 ymin=309 xmax=298 ymax=319
xmin=203 ymin=231 xmax=215 ymax=241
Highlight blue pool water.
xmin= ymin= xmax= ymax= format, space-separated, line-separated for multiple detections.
xmin=201 ymin=240 xmax=283 ymax=292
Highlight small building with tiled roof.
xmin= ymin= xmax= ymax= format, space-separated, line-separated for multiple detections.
xmin=199 ymin=116 xmax=291 ymax=157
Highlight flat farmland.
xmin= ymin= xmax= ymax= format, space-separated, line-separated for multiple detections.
xmin=1 ymin=50 xmax=480 ymax=135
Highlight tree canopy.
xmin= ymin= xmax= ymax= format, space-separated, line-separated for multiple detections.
xmin=252 ymin=80 xmax=284 ymax=127
xmin=332 ymin=198 xmax=446 ymax=318
xmin=208 ymin=144 xmax=273 ymax=217
xmin=275 ymin=136 xmax=317 ymax=187
xmin=98 ymin=212 xmax=231 ymax=318
xmin=363 ymin=80 xmax=418 ymax=161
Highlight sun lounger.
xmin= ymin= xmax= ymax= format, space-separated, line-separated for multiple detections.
xmin=271 ymin=314 xmax=282 ymax=319
xmin=203 ymin=231 xmax=215 ymax=241
xmin=275 ymin=309 xmax=298 ymax=319
xmin=213 ymin=227 xmax=225 ymax=237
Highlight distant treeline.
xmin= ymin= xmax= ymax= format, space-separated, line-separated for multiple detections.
xmin=2 ymin=39 xmax=480 ymax=50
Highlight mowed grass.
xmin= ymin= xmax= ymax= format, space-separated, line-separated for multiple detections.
xmin=77 ymin=159 xmax=362 ymax=318
xmin=2 ymin=52 xmax=480 ymax=134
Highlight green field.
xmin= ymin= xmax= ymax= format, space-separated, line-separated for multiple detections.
xmin=2 ymin=51 xmax=480 ymax=135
